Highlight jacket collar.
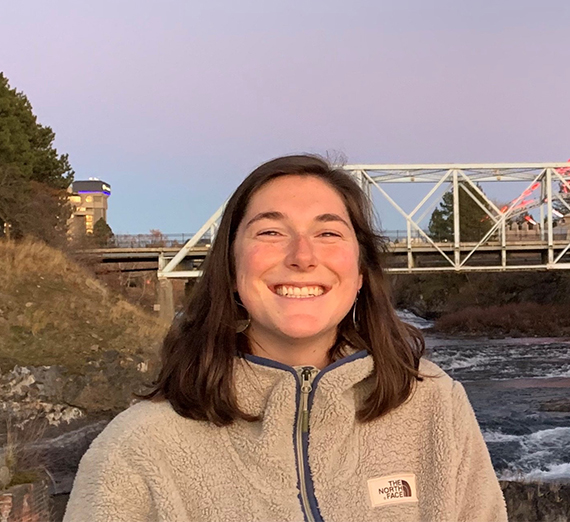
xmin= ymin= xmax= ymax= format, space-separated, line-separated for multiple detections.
xmin=233 ymin=350 xmax=373 ymax=417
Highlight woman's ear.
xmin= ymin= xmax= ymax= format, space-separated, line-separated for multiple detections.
xmin=358 ymin=273 xmax=363 ymax=290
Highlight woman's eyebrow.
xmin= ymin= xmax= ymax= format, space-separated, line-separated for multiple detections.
xmin=315 ymin=213 xmax=351 ymax=228
xmin=245 ymin=211 xmax=351 ymax=229
xmin=245 ymin=211 xmax=285 ymax=229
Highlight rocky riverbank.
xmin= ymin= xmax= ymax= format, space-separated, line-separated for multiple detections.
xmin=391 ymin=271 xmax=570 ymax=337
xmin=0 ymin=355 xmax=156 ymax=494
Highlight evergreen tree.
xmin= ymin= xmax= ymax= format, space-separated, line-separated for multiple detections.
xmin=0 ymin=73 xmax=74 ymax=243
xmin=428 ymin=183 xmax=492 ymax=242
xmin=92 ymin=218 xmax=114 ymax=247
xmin=0 ymin=165 xmax=28 ymax=239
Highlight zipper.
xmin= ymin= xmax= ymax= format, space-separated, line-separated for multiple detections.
xmin=296 ymin=366 xmax=319 ymax=522
xmin=242 ymin=350 xmax=369 ymax=522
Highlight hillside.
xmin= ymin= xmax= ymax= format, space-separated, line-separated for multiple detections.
xmin=0 ymin=239 xmax=166 ymax=373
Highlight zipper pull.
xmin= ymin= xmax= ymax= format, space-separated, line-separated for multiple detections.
xmin=300 ymin=367 xmax=314 ymax=433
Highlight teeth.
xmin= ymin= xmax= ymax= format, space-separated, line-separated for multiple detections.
xmin=274 ymin=285 xmax=325 ymax=298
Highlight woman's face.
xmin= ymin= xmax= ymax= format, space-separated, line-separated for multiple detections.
xmin=234 ymin=175 xmax=362 ymax=347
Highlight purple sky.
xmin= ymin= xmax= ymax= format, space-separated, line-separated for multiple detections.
xmin=1 ymin=0 xmax=569 ymax=233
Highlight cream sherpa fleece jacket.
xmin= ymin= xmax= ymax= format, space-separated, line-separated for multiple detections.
xmin=64 ymin=352 xmax=507 ymax=522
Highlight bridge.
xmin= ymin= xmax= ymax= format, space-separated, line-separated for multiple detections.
xmin=78 ymin=162 xmax=570 ymax=319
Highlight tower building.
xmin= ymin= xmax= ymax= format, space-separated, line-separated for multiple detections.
xmin=68 ymin=179 xmax=111 ymax=236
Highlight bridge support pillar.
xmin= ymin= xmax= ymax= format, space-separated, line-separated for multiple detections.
xmin=158 ymin=278 xmax=175 ymax=323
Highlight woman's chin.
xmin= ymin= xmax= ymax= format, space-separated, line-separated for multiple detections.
xmin=275 ymin=323 xmax=334 ymax=343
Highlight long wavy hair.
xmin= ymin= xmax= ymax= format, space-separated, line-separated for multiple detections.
xmin=140 ymin=155 xmax=425 ymax=425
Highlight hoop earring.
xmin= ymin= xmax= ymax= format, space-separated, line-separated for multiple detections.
xmin=236 ymin=301 xmax=251 ymax=333
xmin=352 ymin=291 xmax=360 ymax=331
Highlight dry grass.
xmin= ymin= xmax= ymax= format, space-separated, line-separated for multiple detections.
xmin=1 ymin=417 xmax=46 ymax=489
xmin=0 ymin=238 xmax=167 ymax=372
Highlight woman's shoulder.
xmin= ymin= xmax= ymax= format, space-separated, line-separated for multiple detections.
xmin=87 ymin=400 xmax=186 ymax=454
xmin=110 ymin=399 xmax=177 ymax=429
xmin=416 ymin=357 xmax=460 ymax=397
xmin=418 ymin=357 xmax=450 ymax=379
xmin=388 ymin=358 xmax=475 ymax=431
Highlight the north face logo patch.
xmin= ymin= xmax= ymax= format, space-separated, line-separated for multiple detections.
xmin=367 ymin=473 xmax=418 ymax=507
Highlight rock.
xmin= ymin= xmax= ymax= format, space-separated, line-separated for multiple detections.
xmin=62 ymin=352 xmax=153 ymax=413
xmin=0 ymin=352 xmax=156 ymax=434
xmin=0 ymin=366 xmax=78 ymax=428
xmin=89 ymin=344 xmax=99 ymax=352
xmin=25 ymin=302 xmax=33 ymax=308
xmin=102 ymin=350 xmax=120 ymax=364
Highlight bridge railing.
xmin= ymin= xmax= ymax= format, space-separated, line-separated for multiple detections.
xmin=110 ymin=233 xmax=212 ymax=248
xmin=108 ymin=227 xmax=568 ymax=249
xmin=381 ymin=229 xmax=503 ymax=244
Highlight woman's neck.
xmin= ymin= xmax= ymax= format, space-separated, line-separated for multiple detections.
xmin=246 ymin=325 xmax=335 ymax=369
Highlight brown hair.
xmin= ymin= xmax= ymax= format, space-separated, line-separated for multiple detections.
xmin=140 ymin=155 xmax=425 ymax=425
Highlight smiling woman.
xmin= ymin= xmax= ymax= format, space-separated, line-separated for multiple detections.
xmin=233 ymin=175 xmax=363 ymax=368
xmin=63 ymin=155 xmax=508 ymax=522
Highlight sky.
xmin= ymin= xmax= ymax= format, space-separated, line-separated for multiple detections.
xmin=1 ymin=0 xmax=569 ymax=234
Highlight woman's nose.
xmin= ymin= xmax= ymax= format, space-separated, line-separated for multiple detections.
xmin=285 ymin=234 xmax=317 ymax=270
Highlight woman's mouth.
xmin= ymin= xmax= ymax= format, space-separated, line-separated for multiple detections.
xmin=273 ymin=285 xmax=326 ymax=298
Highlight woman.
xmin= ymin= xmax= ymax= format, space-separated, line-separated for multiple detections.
xmin=64 ymin=155 xmax=507 ymax=522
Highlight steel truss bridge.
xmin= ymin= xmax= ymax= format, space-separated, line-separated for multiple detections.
xmin=148 ymin=163 xmax=570 ymax=281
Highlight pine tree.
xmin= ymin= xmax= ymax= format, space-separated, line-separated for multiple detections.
xmin=0 ymin=73 xmax=74 ymax=243
xmin=428 ymin=183 xmax=492 ymax=242
xmin=92 ymin=218 xmax=114 ymax=247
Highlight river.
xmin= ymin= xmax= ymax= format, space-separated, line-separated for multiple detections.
xmin=400 ymin=310 xmax=570 ymax=483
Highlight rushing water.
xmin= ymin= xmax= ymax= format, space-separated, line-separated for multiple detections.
xmin=397 ymin=311 xmax=570 ymax=483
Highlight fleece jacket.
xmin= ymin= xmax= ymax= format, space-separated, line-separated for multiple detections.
xmin=63 ymin=352 xmax=508 ymax=522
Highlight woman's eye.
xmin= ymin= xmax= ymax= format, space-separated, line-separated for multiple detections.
xmin=320 ymin=232 xmax=342 ymax=238
xmin=258 ymin=230 xmax=281 ymax=236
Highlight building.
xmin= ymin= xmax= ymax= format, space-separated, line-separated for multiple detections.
xmin=68 ymin=179 xmax=111 ymax=236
